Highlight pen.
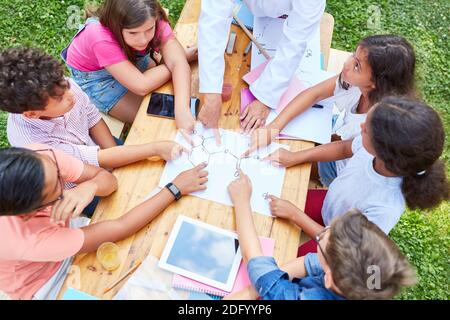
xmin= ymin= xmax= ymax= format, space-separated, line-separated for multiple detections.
xmin=103 ymin=261 xmax=142 ymax=294
xmin=312 ymin=104 xmax=324 ymax=109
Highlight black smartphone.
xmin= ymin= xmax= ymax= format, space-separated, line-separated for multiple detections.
xmin=147 ymin=92 xmax=200 ymax=119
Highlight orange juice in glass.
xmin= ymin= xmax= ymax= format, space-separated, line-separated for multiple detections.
xmin=96 ymin=242 xmax=121 ymax=271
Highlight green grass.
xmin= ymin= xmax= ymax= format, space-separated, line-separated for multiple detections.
xmin=0 ymin=0 xmax=448 ymax=299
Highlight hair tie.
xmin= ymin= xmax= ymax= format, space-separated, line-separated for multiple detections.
xmin=416 ymin=170 xmax=426 ymax=176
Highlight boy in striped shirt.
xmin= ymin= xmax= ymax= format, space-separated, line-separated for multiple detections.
xmin=0 ymin=47 xmax=186 ymax=170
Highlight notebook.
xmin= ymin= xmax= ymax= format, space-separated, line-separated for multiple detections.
xmin=172 ymin=236 xmax=275 ymax=297
xmin=62 ymin=287 xmax=99 ymax=300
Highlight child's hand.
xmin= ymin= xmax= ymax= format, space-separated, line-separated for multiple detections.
xmin=185 ymin=45 xmax=198 ymax=63
xmin=155 ymin=141 xmax=188 ymax=161
xmin=228 ymin=171 xmax=253 ymax=204
xmin=263 ymin=148 xmax=299 ymax=168
xmin=242 ymin=125 xmax=279 ymax=158
xmin=268 ymin=195 xmax=301 ymax=221
xmin=176 ymin=114 xmax=196 ymax=145
xmin=51 ymin=182 xmax=97 ymax=222
xmin=173 ymin=163 xmax=209 ymax=195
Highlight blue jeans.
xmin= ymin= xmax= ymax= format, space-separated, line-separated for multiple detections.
xmin=318 ymin=114 xmax=339 ymax=187
xmin=67 ymin=56 xmax=150 ymax=114
xmin=317 ymin=161 xmax=337 ymax=187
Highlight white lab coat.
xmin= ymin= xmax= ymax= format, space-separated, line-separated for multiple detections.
xmin=198 ymin=0 xmax=326 ymax=109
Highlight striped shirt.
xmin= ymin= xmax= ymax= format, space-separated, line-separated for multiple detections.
xmin=7 ymin=79 xmax=102 ymax=166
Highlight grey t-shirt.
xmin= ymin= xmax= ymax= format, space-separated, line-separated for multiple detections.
xmin=322 ymin=135 xmax=405 ymax=234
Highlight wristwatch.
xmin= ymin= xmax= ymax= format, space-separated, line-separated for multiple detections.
xmin=165 ymin=182 xmax=182 ymax=201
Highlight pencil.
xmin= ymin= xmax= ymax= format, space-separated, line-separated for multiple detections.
xmin=103 ymin=261 xmax=142 ymax=294
xmin=232 ymin=7 xmax=271 ymax=60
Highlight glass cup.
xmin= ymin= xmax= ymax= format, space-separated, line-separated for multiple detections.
xmin=222 ymin=83 xmax=233 ymax=102
xmin=96 ymin=242 xmax=121 ymax=271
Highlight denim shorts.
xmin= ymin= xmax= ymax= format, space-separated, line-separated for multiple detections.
xmin=67 ymin=55 xmax=150 ymax=114
xmin=317 ymin=161 xmax=337 ymax=187
xmin=317 ymin=114 xmax=339 ymax=187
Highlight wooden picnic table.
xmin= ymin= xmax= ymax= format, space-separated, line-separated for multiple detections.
xmin=58 ymin=0 xmax=334 ymax=299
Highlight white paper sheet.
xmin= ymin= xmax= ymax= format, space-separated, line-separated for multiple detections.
xmin=159 ymin=124 xmax=289 ymax=216
xmin=251 ymin=16 xmax=321 ymax=72
xmin=268 ymin=97 xmax=334 ymax=145
xmin=114 ymin=255 xmax=189 ymax=300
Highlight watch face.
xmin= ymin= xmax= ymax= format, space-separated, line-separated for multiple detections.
xmin=168 ymin=184 xmax=181 ymax=199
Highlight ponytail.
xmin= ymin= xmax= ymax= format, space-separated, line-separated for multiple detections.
xmin=403 ymin=160 xmax=450 ymax=209
xmin=370 ymin=96 xmax=449 ymax=210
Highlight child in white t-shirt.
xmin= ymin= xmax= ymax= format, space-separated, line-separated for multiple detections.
xmin=247 ymin=35 xmax=417 ymax=186
xmin=262 ymin=97 xmax=449 ymax=248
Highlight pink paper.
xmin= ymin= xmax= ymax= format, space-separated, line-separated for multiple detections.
xmin=172 ymin=237 xmax=275 ymax=297
xmin=276 ymin=76 xmax=308 ymax=113
xmin=240 ymin=88 xmax=256 ymax=113
xmin=242 ymin=60 xmax=270 ymax=85
xmin=242 ymin=60 xmax=308 ymax=113
xmin=240 ymin=88 xmax=256 ymax=129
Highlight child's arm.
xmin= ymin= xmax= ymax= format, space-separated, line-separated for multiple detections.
xmin=264 ymin=139 xmax=354 ymax=168
xmin=269 ymin=195 xmax=324 ymax=238
xmin=160 ymin=38 xmax=196 ymax=134
xmin=106 ymin=62 xmax=172 ymax=97
xmin=51 ymin=163 xmax=118 ymax=222
xmin=224 ymin=256 xmax=308 ymax=300
xmin=245 ymin=76 xmax=338 ymax=155
xmin=271 ymin=76 xmax=338 ymax=130
xmin=89 ymin=119 xmax=118 ymax=149
xmin=97 ymin=141 xmax=188 ymax=170
xmin=228 ymin=171 xmax=263 ymax=262
xmin=78 ymin=164 xmax=209 ymax=253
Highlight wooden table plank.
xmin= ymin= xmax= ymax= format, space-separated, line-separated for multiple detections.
xmin=58 ymin=0 xmax=333 ymax=299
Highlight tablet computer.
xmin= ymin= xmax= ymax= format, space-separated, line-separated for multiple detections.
xmin=159 ymin=215 xmax=242 ymax=292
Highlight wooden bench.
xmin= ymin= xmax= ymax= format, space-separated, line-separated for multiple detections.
xmin=101 ymin=113 xmax=127 ymax=140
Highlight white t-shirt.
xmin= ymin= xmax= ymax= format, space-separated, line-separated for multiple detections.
xmin=332 ymin=79 xmax=366 ymax=174
xmin=321 ymin=136 xmax=405 ymax=234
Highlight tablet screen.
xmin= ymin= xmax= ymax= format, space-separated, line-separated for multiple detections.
xmin=159 ymin=216 xmax=242 ymax=291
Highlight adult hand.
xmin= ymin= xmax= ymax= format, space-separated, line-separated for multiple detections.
xmin=241 ymin=100 xmax=270 ymax=134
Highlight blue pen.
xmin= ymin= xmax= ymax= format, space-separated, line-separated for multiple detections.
xmin=312 ymin=104 xmax=324 ymax=109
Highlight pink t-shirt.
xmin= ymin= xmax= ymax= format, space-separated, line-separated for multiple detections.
xmin=67 ymin=19 xmax=175 ymax=72
xmin=0 ymin=145 xmax=85 ymax=300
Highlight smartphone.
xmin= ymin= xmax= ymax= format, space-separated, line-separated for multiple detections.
xmin=147 ymin=92 xmax=200 ymax=119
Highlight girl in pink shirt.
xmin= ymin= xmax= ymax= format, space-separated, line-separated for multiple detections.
xmin=63 ymin=0 xmax=197 ymax=134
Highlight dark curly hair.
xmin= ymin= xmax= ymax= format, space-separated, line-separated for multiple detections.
xmin=0 ymin=47 xmax=69 ymax=114
xmin=370 ymin=96 xmax=449 ymax=209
